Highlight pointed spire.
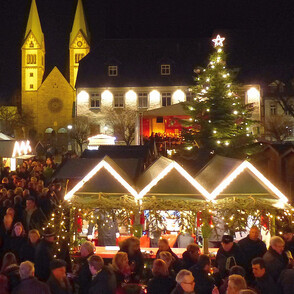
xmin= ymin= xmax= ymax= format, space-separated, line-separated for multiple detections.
xmin=70 ymin=0 xmax=89 ymax=46
xmin=24 ymin=0 xmax=44 ymax=45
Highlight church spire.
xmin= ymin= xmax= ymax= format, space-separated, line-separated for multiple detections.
xmin=24 ymin=0 xmax=44 ymax=46
xmin=70 ymin=0 xmax=90 ymax=46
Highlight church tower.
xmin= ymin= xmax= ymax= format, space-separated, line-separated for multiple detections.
xmin=69 ymin=0 xmax=90 ymax=88
xmin=21 ymin=0 xmax=45 ymax=117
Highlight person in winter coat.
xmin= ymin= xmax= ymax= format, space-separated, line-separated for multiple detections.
xmin=34 ymin=228 xmax=56 ymax=281
xmin=9 ymin=222 xmax=27 ymax=262
xmin=251 ymin=257 xmax=279 ymax=294
xmin=22 ymin=197 xmax=47 ymax=232
xmin=12 ymin=261 xmax=50 ymax=294
xmin=190 ymin=255 xmax=216 ymax=294
xmin=171 ymin=269 xmax=195 ymax=294
xmin=47 ymin=259 xmax=72 ymax=294
xmin=218 ymin=266 xmax=246 ymax=294
xmin=182 ymin=244 xmax=200 ymax=270
xmin=263 ymin=236 xmax=289 ymax=282
xmin=88 ymin=255 xmax=116 ymax=294
xmin=0 ymin=214 xmax=13 ymax=255
xmin=119 ymin=236 xmax=144 ymax=281
xmin=215 ymin=235 xmax=244 ymax=279
xmin=238 ymin=226 xmax=267 ymax=282
xmin=76 ymin=241 xmax=95 ymax=294
xmin=282 ymin=227 xmax=294 ymax=257
xmin=147 ymin=259 xmax=175 ymax=294
xmin=20 ymin=229 xmax=40 ymax=262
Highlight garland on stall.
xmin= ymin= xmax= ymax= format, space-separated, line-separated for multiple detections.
xmin=45 ymin=194 xmax=294 ymax=251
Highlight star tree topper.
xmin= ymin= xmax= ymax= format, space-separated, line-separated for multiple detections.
xmin=212 ymin=35 xmax=225 ymax=47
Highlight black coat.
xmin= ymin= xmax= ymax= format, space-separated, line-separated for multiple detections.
xmin=170 ymin=284 xmax=186 ymax=294
xmin=34 ymin=239 xmax=55 ymax=281
xmin=279 ymin=268 xmax=294 ymax=294
xmin=11 ymin=277 xmax=50 ymax=294
xmin=88 ymin=267 xmax=116 ymax=294
xmin=238 ymin=236 xmax=267 ymax=279
xmin=215 ymin=243 xmax=244 ymax=279
xmin=8 ymin=236 xmax=27 ymax=262
xmin=147 ymin=275 xmax=176 ymax=294
xmin=47 ymin=274 xmax=72 ymax=294
xmin=263 ymin=247 xmax=289 ymax=282
xmin=182 ymin=251 xmax=197 ymax=270
xmin=190 ymin=265 xmax=215 ymax=294
xmin=20 ymin=240 xmax=39 ymax=262
xmin=76 ymin=254 xmax=93 ymax=294
xmin=252 ymin=273 xmax=280 ymax=294
xmin=22 ymin=208 xmax=47 ymax=232
xmin=2 ymin=264 xmax=21 ymax=292
xmin=0 ymin=225 xmax=12 ymax=255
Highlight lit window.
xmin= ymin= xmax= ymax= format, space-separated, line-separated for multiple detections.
xmin=30 ymin=84 xmax=34 ymax=89
xmin=162 ymin=92 xmax=172 ymax=106
xmin=270 ymin=104 xmax=276 ymax=115
xmin=90 ymin=93 xmax=101 ymax=108
xmin=108 ymin=66 xmax=118 ymax=76
xmin=138 ymin=92 xmax=148 ymax=108
xmin=75 ymin=53 xmax=85 ymax=63
xmin=27 ymin=54 xmax=36 ymax=64
xmin=161 ymin=64 xmax=170 ymax=75
xmin=114 ymin=93 xmax=124 ymax=108
xmin=30 ymin=73 xmax=34 ymax=77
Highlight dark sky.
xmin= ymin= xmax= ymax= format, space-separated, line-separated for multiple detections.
xmin=1 ymin=0 xmax=294 ymax=103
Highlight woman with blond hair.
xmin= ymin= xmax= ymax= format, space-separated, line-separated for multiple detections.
xmin=119 ymin=236 xmax=143 ymax=281
xmin=147 ymin=259 xmax=175 ymax=294
xmin=227 ymin=275 xmax=247 ymax=294
xmin=159 ymin=251 xmax=176 ymax=279
xmin=112 ymin=251 xmax=132 ymax=289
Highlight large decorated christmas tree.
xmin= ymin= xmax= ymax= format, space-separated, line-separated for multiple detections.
xmin=183 ymin=35 xmax=256 ymax=157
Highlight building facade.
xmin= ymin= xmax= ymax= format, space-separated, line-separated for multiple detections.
xmin=75 ymin=39 xmax=262 ymax=142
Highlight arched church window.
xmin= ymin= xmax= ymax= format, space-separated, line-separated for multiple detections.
xmin=57 ymin=128 xmax=67 ymax=134
xmin=45 ymin=128 xmax=54 ymax=134
xmin=27 ymin=54 xmax=36 ymax=64
xmin=75 ymin=53 xmax=85 ymax=64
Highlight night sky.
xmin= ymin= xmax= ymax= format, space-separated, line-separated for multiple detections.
xmin=1 ymin=0 xmax=294 ymax=103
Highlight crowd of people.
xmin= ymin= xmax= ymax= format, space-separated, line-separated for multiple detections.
xmin=0 ymin=159 xmax=294 ymax=293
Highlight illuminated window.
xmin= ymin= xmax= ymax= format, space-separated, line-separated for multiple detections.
xmin=75 ymin=53 xmax=85 ymax=63
xmin=161 ymin=64 xmax=170 ymax=75
xmin=30 ymin=73 xmax=34 ymax=77
xmin=90 ymin=93 xmax=101 ymax=108
xmin=27 ymin=54 xmax=36 ymax=64
xmin=162 ymin=92 xmax=172 ymax=106
xmin=138 ymin=92 xmax=148 ymax=108
xmin=114 ymin=93 xmax=124 ymax=108
xmin=270 ymin=104 xmax=276 ymax=115
xmin=30 ymin=84 xmax=34 ymax=89
xmin=108 ymin=66 xmax=118 ymax=76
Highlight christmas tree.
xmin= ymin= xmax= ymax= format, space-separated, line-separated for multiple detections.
xmin=183 ymin=35 xmax=256 ymax=157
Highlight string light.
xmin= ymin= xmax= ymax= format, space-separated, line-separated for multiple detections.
xmin=212 ymin=35 xmax=225 ymax=47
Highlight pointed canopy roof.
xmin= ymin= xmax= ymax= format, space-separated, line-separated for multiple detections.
xmin=24 ymin=0 xmax=44 ymax=45
xmin=70 ymin=0 xmax=89 ymax=46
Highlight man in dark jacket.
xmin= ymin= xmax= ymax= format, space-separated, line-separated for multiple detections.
xmin=215 ymin=235 xmax=244 ymax=279
xmin=12 ymin=261 xmax=50 ymax=294
xmin=182 ymin=244 xmax=200 ymax=270
xmin=35 ymin=228 xmax=56 ymax=281
xmin=171 ymin=269 xmax=195 ymax=294
xmin=76 ymin=241 xmax=95 ymax=294
xmin=283 ymin=227 xmax=294 ymax=257
xmin=88 ymin=255 xmax=116 ymax=294
xmin=251 ymin=257 xmax=280 ymax=294
xmin=238 ymin=226 xmax=267 ymax=281
xmin=263 ymin=236 xmax=289 ymax=282
xmin=22 ymin=197 xmax=47 ymax=232
xmin=47 ymin=259 xmax=72 ymax=294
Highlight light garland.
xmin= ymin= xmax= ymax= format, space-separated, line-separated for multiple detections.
xmin=212 ymin=35 xmax=225 ymax=47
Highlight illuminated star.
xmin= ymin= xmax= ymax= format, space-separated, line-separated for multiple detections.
xmin=212 ymin=35 xmax=225 ymax=47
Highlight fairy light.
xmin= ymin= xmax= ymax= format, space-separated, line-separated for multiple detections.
xmin=212 ymin=35 xmax=225 ymax=47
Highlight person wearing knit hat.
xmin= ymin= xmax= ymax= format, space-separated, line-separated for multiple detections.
xmin=47 ymin=259 xmax=72 ymax=294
